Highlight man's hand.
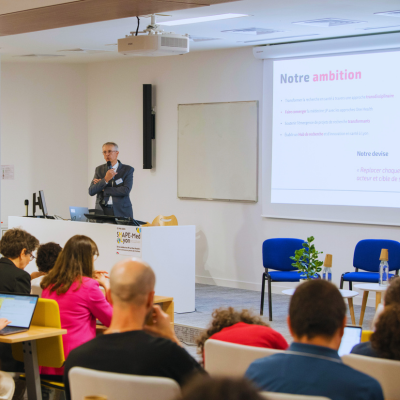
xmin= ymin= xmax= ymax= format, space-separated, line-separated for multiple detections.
xmin=0 ymin=318 xmax=11 ymax=330
xmin=104 ymin=169 xmax=117 ymax=183
xmin=144 ymin=305 xmax=181 ymax=346
xmin=93 ymin=179 xmax=101 ymax=184
xmin=31 ymin=271 xmax=46 ymax=280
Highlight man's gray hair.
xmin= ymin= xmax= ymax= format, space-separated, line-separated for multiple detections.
xmin=103 ymin=142 xmax=119 ymax=151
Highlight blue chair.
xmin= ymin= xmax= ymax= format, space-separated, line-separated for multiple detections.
xmin=260 ymin=238 xmax=304 ymax=321
xmin=340 ymin=239 xmax=400 ymax=290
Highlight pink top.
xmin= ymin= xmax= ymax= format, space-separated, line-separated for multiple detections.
xmin=41 ymin=277 xmax=113 ymax=375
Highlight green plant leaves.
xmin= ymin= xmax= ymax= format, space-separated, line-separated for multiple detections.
xmin=290 ymin=236 xmax=323 ymax=280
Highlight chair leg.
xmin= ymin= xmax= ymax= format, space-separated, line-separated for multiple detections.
xmin=268 ymin=277 xmax=273 ymax=322
xmin=260 ymin=273 xmax=266 ymax=316
xmin=340 ymin=274 xmax=344 ymax=289
xmin=349 ymin=281 xmax=353 ymax=291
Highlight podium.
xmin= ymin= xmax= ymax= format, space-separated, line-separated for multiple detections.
xmin=8 ymin=216 xmax=195 ymax=313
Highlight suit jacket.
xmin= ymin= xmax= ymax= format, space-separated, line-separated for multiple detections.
xmin=0 ymin=257 xmax=31 ymax=294
xmin=88 ymin=160 xmax=134 ymax=218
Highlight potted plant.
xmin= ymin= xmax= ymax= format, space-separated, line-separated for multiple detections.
xmin=290 ymin=236 xmax=323 ymax=280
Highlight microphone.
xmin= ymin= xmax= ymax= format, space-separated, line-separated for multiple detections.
xmin=107 ymin=161 xmax=112 ymax=169
xmin=24 ymin=199 xmax=29 ymax=217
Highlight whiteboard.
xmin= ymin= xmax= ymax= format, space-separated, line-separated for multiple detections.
xmin=178 ymin=101 xmax=258 ymax=202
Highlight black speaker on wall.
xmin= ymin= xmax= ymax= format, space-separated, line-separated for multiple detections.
xmin=143 ymin=84 xmax=155 ymax=169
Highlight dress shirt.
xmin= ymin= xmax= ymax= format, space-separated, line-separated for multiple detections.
xmin=107 ymin=161 xmax=119 ymax=205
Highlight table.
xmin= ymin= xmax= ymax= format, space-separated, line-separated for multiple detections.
xmin=9 ymin=216 xmax=195 ymax=313
xmin=96 ymin=295 xmax=174 ymax=333
xmin=282 ymin=288 xmax=359 ymax=325
xmin=0 ymin=326 xmax=67 ymax=400
xmin=354 ymin=283 xmax=387 ymax=326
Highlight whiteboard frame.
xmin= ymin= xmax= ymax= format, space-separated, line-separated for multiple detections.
xmin=177 ymin=101 xmax=259 ymax=202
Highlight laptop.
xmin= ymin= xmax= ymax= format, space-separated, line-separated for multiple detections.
xmin=0 ymin=293 xmax=39 ymax=336
xmin=338 ymin=325 xmax=362 ymax=357
xmin=70 ymin=207 xmax=89 ymax=222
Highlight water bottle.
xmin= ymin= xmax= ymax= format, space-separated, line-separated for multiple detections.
xmin=322 ymin=266 xmax=332 ymax=281
xmin=379 ymin=260 xmax=389 ymax=287
xmin=322 ymin=254 xmax=332 ymax=281
xmin=379 ymin=248 xmax=389 ymax=287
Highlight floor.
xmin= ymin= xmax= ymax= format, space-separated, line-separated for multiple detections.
xmin=176 ymin=283 xmax=376 ymax=345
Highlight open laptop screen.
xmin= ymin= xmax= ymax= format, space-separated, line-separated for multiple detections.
xmin=0 ymin=293 xmax=38 ymax=328
xmin=338 ymin=326 xmax=362 ymax=357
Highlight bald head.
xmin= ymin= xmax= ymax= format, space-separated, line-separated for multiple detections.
xmin=110 ymin=258 xmax=156 ymax=306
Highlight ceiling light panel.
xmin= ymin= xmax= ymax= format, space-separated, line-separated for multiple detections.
xmin=189 ymin=36 xmax=220 ymax=42
xmin=360 ymin=25 xmax=400 ymax=31
xmin=293 ymin=18 xmax=366 ymax=27
xmin=242 ymin=34 xmax=319 ymax=43
xmin=374 ymin=11 xmax=400 ymax=17
xmin=221 ymin=27 xmax=283 ymax=35
xmin=159 ymin=14 xmax=250 ymax=26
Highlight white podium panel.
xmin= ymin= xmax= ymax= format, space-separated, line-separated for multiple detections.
xmin=8 ymin=217 xmax=195 ymax=313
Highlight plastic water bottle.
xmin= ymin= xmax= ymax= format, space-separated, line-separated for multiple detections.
xmin=379 ymin=260 xmax=389 ymax=287
xmin=322 ymin=266 xmax=332 ymax=282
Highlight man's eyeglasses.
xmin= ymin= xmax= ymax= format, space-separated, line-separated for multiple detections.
xmin=27 ymin=253 xmax=35 ymax=261
xmin=102 ymin=150 xmax=117 ymax=155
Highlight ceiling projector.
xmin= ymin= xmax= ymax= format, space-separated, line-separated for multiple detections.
xmin=118 ymin=15 xmax=190 ymax=56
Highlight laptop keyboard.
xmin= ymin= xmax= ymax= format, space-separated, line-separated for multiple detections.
xmin=0 ymin=326 xmax=26 ymax=335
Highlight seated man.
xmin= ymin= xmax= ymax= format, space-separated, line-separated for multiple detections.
xmin=64 ymin=258 xmax=203 ymax=400
xmin=245 ymin=280 xmax=384 ymax=400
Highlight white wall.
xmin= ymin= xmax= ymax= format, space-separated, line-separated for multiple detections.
xmin=1 ymin=63 xmax=88 ymax=222
xmin=87 ymin=47 xmax=400 ymax=307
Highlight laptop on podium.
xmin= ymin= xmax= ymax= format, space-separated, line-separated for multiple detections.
xmin=0 ymin=293 xmax=39 ymax=336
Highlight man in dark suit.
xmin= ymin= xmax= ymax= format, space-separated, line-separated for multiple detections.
xmin=89 ymin=142 xmax=134 ymax=218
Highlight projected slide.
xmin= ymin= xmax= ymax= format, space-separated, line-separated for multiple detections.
xmin=271 ymin=51 xmax=400 ymax=208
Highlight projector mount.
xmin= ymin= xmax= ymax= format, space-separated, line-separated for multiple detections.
xmin=127 ymin=14 xmax=175 ymax=37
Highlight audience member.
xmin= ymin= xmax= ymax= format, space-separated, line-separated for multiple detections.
xmin=41 ymin=235 xmax=112 ymax=377
xmin=196 ymin=307 xmax=288 ymax=363
xmin=372 ymin=276 xmax=400 ymax=328
xmin=31 ymin=242 xmax=62 ymax=295
xmin=245 ymin=280 xmax=384 ymax=400
xmin=0 ymin=228 xmax=39 ymax=372
xmin=64 ymin=258 xmax=203 ymax=400
xmin=179 ymin=376 xmax=264 ymax=400
xmin=351 ymin=304 xmax=400 ymax=360
xmin=36 ymin=242 xmax=62 ymax=274
xmin=0 ymin=228 xmax=39 ymax=293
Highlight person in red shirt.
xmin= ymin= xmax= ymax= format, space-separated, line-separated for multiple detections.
xmin=196 ymin=307 xmax=288 ymax=364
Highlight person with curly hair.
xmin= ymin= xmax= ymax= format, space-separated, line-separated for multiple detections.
xmin=351 ymin=304 xmax=400 ymax=360
xmin=196 ymin=307 xmax=288 ymax=363
xmin=179 ymin=376 xmax=265 ymax=400
xmin=31 ymin=242 xmax=63 ymax=295
xmin=0 ymin=228 xmax=39 ymax=372
xmin=371 ymin=276 xmax=400 ymax=328
xmin=0 ymin=228 xmax=40 ymax=294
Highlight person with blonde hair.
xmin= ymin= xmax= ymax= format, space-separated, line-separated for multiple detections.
xmin=41 ymin=235 xmax=112 ymax=377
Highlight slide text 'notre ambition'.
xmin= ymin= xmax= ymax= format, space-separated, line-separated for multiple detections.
xmin=281 ymin=70 xmax=361 ymax=84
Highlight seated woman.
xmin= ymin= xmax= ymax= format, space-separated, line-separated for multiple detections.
xmin=351 ymin=304 xmax=400 ymax=360
xmin=0 ymin=228 xmax=39 ymax=294
xmin=196 ymin=307 xmax=288 ymax=363
xmin=371 ymin=276 xmax=400 ymax=328
xmin=31 ymin=242 xmax=63 ymax=296
xmin=0 ymin=228 xmax=39 ymax=372
xmin=40 ymin=235 xmax=113 ymax=376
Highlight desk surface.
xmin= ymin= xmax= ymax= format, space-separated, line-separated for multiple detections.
xmin=0 ymin=326 xmax=67 ymax=344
